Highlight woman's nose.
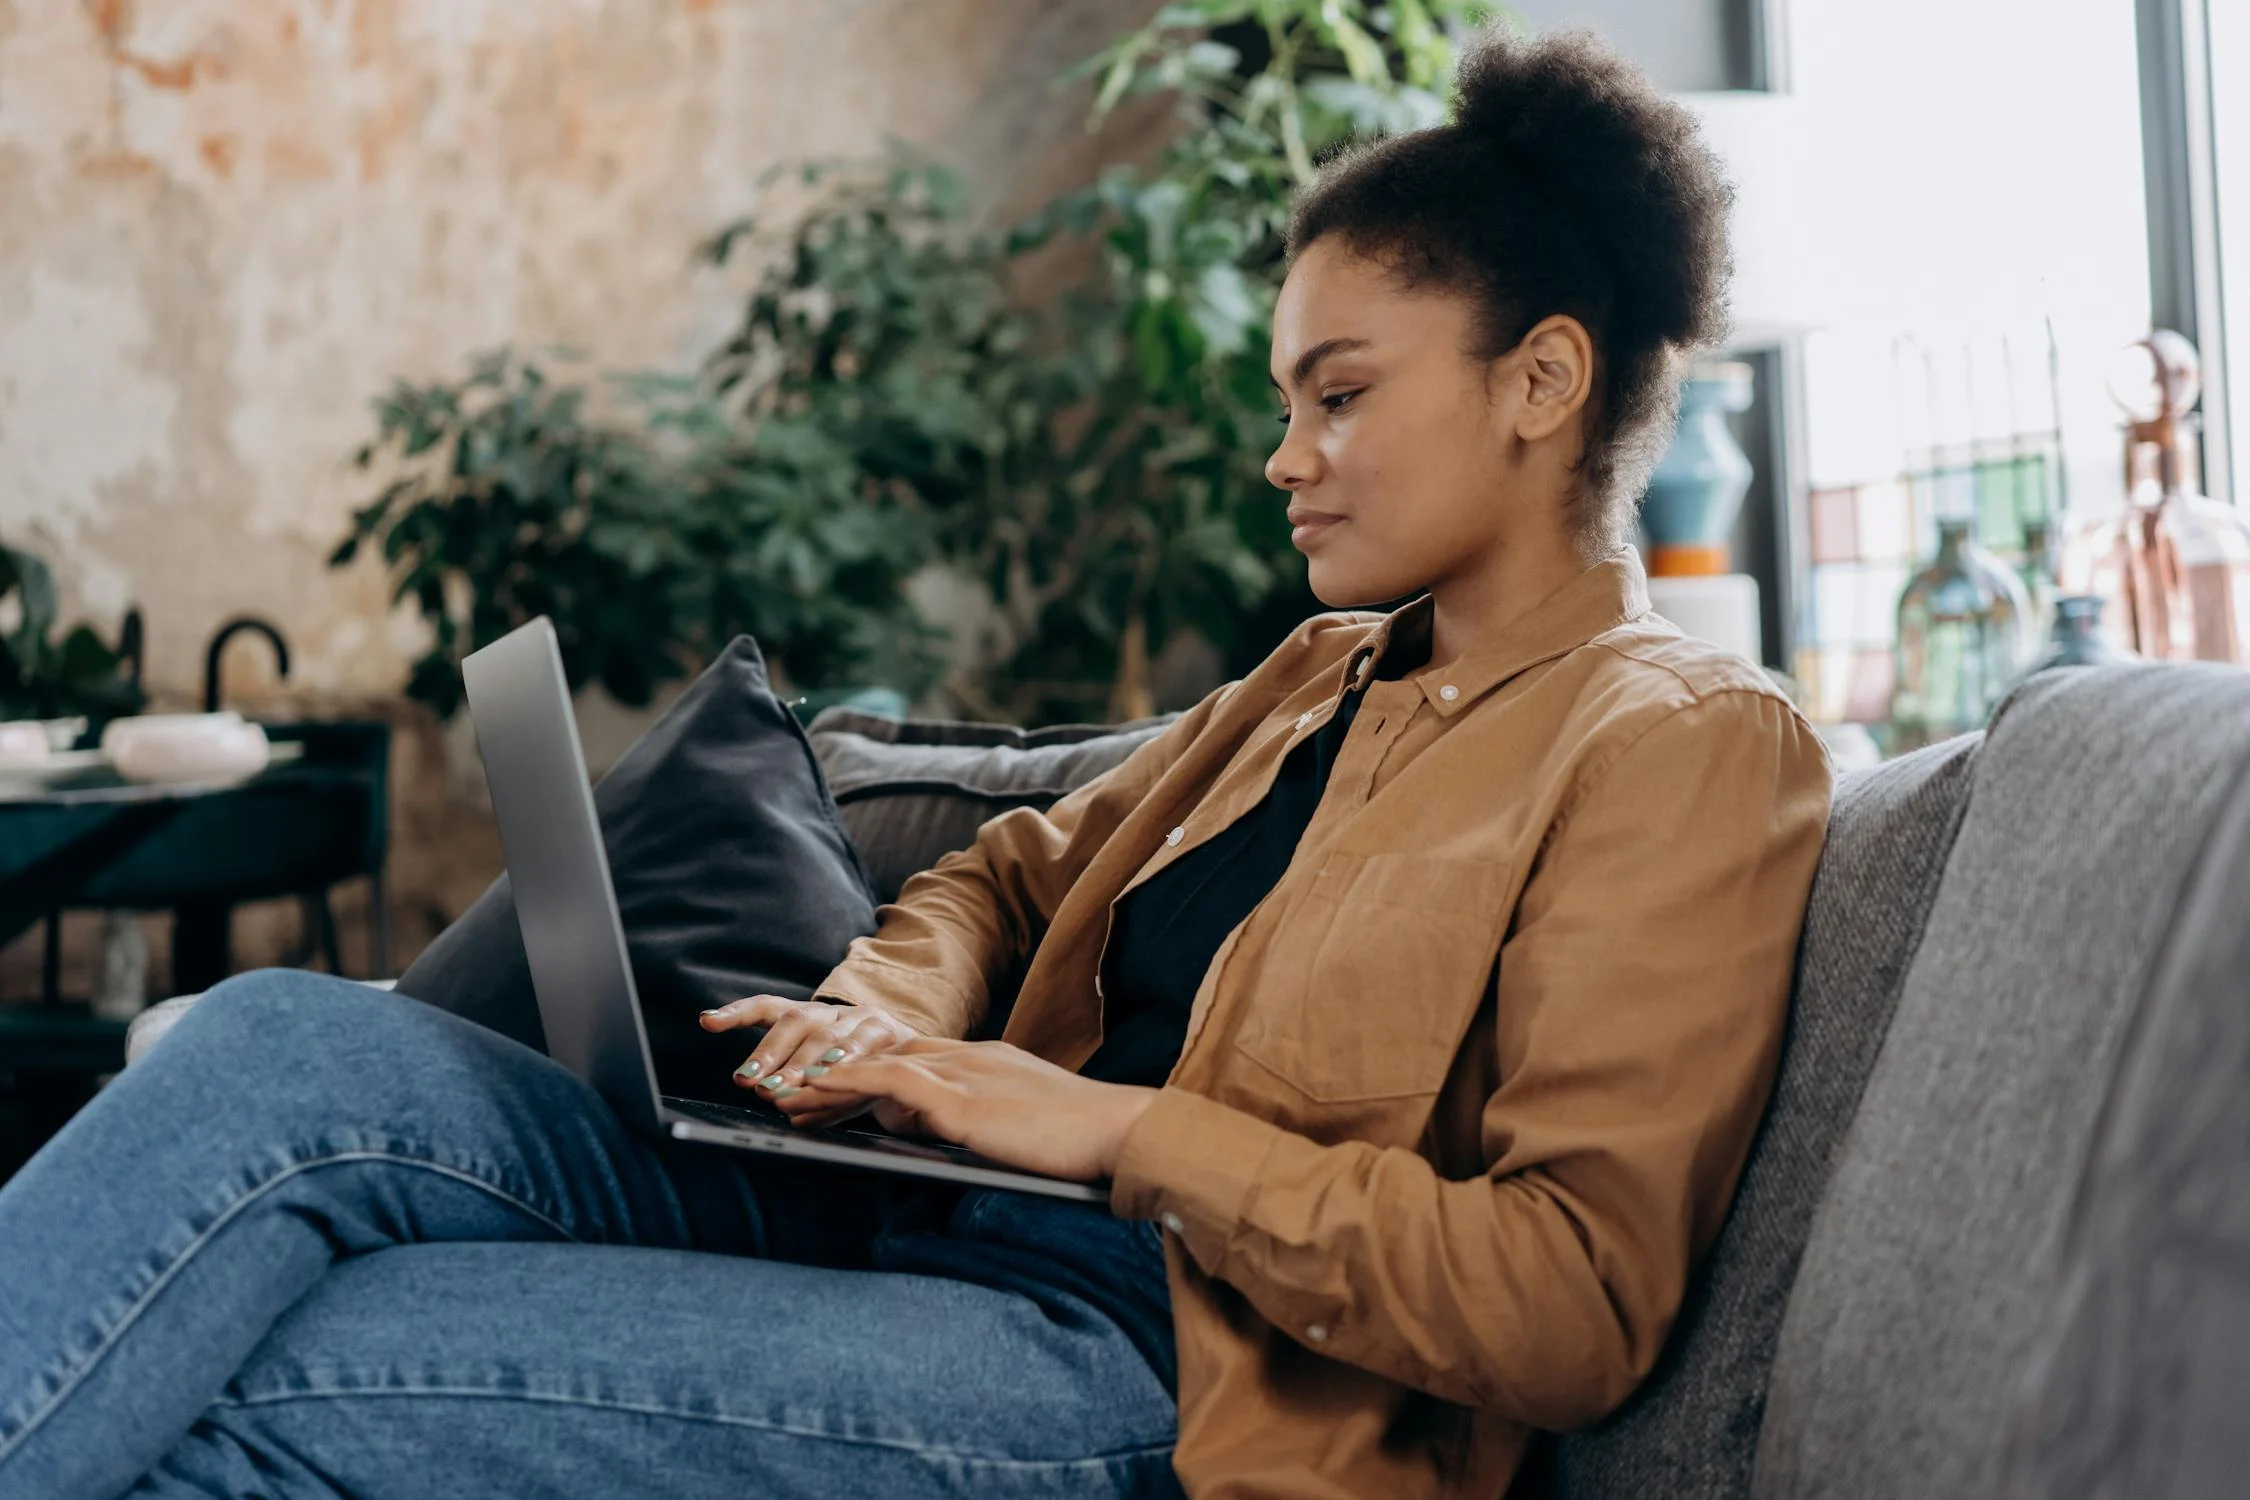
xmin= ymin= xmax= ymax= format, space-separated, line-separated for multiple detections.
xmin=1265 ymin=418 xmax=1318 ymax=490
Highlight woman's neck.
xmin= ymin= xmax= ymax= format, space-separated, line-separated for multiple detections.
xmin=1423 ymin=525 xmax=1597 ymax=673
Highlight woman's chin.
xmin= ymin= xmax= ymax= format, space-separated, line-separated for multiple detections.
xmin=1307 ymin=557 xmax=1408 ymax=611
xmin=1305 ymin=563 xmax=1355 ymax=609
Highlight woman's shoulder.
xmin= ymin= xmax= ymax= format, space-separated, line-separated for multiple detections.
xmin=1583 ymin=611 xmax=1793 ymax=704
xmin=1556 ymin=613 xmax=1830 ymax=794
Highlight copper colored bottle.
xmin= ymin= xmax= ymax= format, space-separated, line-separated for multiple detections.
xmin=2059 ymin=332 xmax=2250 ymax=663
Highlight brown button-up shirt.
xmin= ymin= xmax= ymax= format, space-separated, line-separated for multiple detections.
xmin=816 ymin=552 xmax=1833 ymax=1498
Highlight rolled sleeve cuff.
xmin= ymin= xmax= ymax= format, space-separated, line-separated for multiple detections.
xmin=1110 ymin=1087 xmax=1286 ymax=1275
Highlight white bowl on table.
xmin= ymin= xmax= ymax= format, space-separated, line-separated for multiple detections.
xmin=101 ymin=712 xmax=271 ymax=785
xmin=0 ymin=720 xmax=50 ymax=767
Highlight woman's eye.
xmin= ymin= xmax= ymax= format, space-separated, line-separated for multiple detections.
xmin=1320 ymin=389 xmax=1361 ymax=413
xmin=1275 ymin=409 xmax=1292 ymax=426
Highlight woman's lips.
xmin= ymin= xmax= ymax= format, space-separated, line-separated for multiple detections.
xmin=1287 ymin=508 xmax=1344 ymax=548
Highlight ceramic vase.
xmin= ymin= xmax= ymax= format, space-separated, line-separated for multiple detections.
xmin=1642 ymin=361 xmax=1756 ymax=576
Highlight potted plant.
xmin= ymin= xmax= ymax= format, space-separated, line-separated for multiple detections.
xmin=0 ymin=542 xmax=145 ymax=737
xmin=339 ymin=1 xmax=1494 ymax=726
xmin=330 ymin=350 xmax=938 ymax=719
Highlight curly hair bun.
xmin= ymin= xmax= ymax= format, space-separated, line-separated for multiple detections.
xmin=1452 ymin=27 xmax=1733 ymax=350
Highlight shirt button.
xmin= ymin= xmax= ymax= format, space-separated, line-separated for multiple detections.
xmin=1165 ymin=826 xmax=1184 ymax=847
xmin=1295 ymin=711 xmax=1313 ymax=729
xmin=1438 ymin=683 xmax=1460 ymax=702
xmin=1305 ymin=1323 xmax=1329 ymax=1344
xmin=1161 ymin=1212 xmax=1184 ymax=1234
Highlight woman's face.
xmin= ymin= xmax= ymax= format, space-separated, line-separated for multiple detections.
xmin=1266 ymin=238 xmax=1586 ymax=608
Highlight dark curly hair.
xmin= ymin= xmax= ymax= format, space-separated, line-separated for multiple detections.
xmin=1287 ymin=26 xmax=1734 ymax=555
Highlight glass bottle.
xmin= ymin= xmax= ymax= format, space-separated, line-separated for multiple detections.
xmin=2058 ymin=331 xmax=2250 ymax=663
xmin=1890 ymin=517 xmax=2034 ymax=752
xmin=2014 ymin=594 xmax=2135 ymax=685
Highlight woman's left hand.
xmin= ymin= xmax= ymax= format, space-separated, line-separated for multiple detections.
xmin=801 ymin=1038 xmax=1157 ymax=1184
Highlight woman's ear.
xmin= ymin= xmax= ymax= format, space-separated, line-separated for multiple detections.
xmin=1500 ymin=314 xmax=1596 ymax=442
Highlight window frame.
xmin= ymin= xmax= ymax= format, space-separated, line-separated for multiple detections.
xmin=2137 ymin=0 xmax=2233 ymax=503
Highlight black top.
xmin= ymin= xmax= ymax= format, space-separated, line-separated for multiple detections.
xmin=946 ymin=644 xmax=1412 ymax=1394
xmin=933 ymin=673 xmax=1374 ymax=1396
xmin=1076 ymin=682 xmax=1370 ymax=1089
xmin=936 ymin=638 xmax=1422 ymax=1394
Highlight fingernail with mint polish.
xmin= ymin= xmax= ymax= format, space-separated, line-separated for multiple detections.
xmin=803 ymin=1065 xmax=829 ymax=1078
xmin=768 ymin=1085 xmax=799 ymax=1101
xmin=759 ymin=1073 xmax=788 ymax=1091
xmin=734 ymin=1060 xmax=763 ymax=1084
xmin=820 ymin=1048 xmax=845 ymax=1063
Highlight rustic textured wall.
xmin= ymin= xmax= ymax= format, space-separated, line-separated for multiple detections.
xmin=0 ymin=0 xmax=1158 ymax=997
xmin=0 ymin=0 xmax=1155 ymax=697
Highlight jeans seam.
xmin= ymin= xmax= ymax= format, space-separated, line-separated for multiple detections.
xmin=212 ymin=1386 xmax=1177 ymax=1469
xmin=0 ymin=1150 xmax=581 ymax=1469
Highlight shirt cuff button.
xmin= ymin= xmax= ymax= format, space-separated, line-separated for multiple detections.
xmin=1165 ymin=826 xmax=1185 ymax=846
xmin=1161 ymin=1212 xmax=1184 ymax=1234
xmin=1305 ymin=1324 xmax=1329 ymax=1344
xmin=1437 ymin=683 xmax=1460 ymax=702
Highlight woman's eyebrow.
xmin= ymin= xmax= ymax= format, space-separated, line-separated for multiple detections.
xmin=1270 ymin=336 xmax=1373 ymax=391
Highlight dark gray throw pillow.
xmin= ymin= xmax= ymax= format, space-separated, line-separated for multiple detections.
xmin=805 ymin=707 xmax=1178 ymax=905
xmin=396 ymin=636 xmax=879 ymax=1101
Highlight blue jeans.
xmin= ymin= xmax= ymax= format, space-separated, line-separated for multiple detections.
xmin=0 ymin=971 xmax=1182 ymax=1499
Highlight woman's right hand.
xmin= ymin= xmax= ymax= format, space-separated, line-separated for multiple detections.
xmin=697 ymin=996 xmax=921 ymax=1128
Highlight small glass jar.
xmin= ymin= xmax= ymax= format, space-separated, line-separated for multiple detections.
xmin=2015 ymin=594 xmax=2135 ymax=685
xmin=1890 ymin=517 xmax=2034 ymax=752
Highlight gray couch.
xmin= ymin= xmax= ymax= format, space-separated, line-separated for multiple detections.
xmin=1546 ymin=661 xmax=2250 ymax=1500
xmin=126 ymin=661 xmax=2250 ymax=1498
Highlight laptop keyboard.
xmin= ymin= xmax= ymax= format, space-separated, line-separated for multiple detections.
xmin=665 ymin=1094 xmax=903 ymax=1151
xmin=664 ymin=1095 xmax=790 ymax=1133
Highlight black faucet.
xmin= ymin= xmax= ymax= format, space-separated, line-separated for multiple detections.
xmin=203 ymin=616 xmax=291 ymax=712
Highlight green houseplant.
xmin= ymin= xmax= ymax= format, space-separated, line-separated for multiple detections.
xmin=330 ymin=350 xmax=938 ymax=718
xmin=0 ymin=542 xmax=144 ymax=725
xmin=336 ymin=0 xmax=1491 ymax=725
xmin=687 ymin=0 xmax=1494 ymax=724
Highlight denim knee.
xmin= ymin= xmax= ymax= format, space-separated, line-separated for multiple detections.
xmin=182 ymin=968 xmax=390 ymax=1041
xmin=162 ymin=971 xmax=459 ymax=1093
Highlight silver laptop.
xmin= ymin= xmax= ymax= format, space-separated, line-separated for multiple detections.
xmin=461 ymin=617 xmax=1104 ymax=1204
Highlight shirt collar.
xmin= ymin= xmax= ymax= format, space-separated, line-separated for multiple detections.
xmin=1342 ymin=550 xmax=1653 ymax=717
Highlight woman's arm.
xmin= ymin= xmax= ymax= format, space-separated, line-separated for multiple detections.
xmin=701 ymin=680 xmax=1241 ymax=1124
xmin=1107 ymin=690 xmax=1831 ymax=1427
xmin=808 ymin=678 xmax=1241 ymax=1040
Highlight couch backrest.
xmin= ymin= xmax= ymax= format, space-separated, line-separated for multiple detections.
xmin=1543 ymin=733 xmax=1982 ymax=1499
xmin=1751 ymin=663 xmax=2250 ymax=1500
xmin=806 ymin=708 xmax=1177 ymax=904
xmin=1992 ymin=742 xmax=2250 ymax=1497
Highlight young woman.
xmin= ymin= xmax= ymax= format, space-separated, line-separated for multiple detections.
xmin=0 ymin=26 xmax=1829 ymax=1500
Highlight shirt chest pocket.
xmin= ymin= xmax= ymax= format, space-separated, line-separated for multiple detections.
xmin=1234 ymin=852 xmax=1510 ymax=1104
